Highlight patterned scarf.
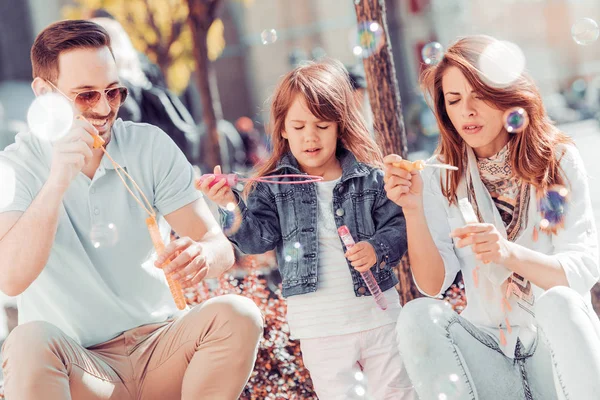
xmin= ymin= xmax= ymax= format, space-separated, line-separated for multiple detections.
xmin=469 ymin=145 xmax=536 ymax=348
xmin=476 ymin=145 xmax=530 ymax=242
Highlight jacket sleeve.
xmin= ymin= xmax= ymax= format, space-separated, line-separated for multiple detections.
xmin=366 ymin=171 xmax=408 ymax=271
xmin=551 ymin=145 xmax=599 ymax=295
xmin=219 ymin=182 xmax=282 ymax=254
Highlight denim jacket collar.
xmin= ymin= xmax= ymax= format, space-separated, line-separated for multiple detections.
xmin=274 ymin=147 xmax=370 ymax=183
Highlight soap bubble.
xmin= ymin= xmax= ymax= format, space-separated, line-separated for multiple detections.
xmin=260 ymin=29 xmax=278 ymax=45
xmin=571 ymin=18 xmax=599 ymax=45
xmin=27 ymin=92 xmax=73 ymax=142
xmin=351 ymin=21 xmax=385 ymax=58
xmin=478 ymin=41 xmax=526 ymax=88
xmin=90 ymin=222 xmax=119 ymax=248
xmin=422 ymin=42 xmax=444 ymax=65
xmin=503 ymin=107 xmax=529 ymax=133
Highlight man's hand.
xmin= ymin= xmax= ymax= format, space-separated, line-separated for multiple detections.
xmin=345 ymin=241 xmax=377 ymax=272
xmin=47 ymin=118 xmax=97 ymax=190
xmin=155 ymin=237 xmax=210 ymax=288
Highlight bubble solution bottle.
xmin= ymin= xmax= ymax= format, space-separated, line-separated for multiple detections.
xmin=338 ymin=225 xmax=388 ymax=310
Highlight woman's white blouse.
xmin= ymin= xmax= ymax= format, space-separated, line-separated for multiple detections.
xmin=418 ymin=144 xmax=599 ymax=357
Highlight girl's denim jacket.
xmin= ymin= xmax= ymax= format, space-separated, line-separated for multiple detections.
xmin=220 ymin=148 xmax=408 ymax=298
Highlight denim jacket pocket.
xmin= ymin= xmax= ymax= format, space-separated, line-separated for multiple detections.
xmin=275 ymin=189 xmax=299 ymax=240
xmin=351 ymin=190 xmax=378 ymax=237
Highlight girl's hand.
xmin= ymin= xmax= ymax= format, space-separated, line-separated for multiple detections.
xmin=451 ymin=223 xmax=512 ymax=265
xmin=345 ymin=241 xmax=377 ymax=272
xmin=198 ymin=165 xmax=237 ymax=208
xmin=383 ymin=154 xmax=424 ymax=214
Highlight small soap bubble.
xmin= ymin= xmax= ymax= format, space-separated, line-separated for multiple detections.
xmin=503 ymin=107 xmax=529 ymax=133
xmin=90 ymin=222 xmax=119 ymax=248
xmin=260 ymin=29 xmax=278 ymax=45
xmin=351 ymin=21 xmax=385 ymax=59
xmin=571 ymin=18 xmax=599 ymax=45
xmin=422 ymin=42 xmax=444 ymax=65
xmin=433 ymin=373 xmax=465 ymax=400
xmin=558 ymin=187 xmax=569 ymax=197
xmin=354 ymin=385 xmax=366 ymax=397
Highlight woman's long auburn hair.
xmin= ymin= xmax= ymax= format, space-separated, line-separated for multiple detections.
xmin=247 ymin=59 xmax=382 ymax=194
xmin=421 ymin=35 xmax=572 ymax=204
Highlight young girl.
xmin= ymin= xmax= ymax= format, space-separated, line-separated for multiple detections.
xmin=385 ymin=35 xmax=600 ymax=399
xmin=199 ymin=60 xmax=416 ymax=399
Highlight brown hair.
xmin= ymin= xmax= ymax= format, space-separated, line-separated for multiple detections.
xmin=248 ymin=59 xmax=382 ymax=193
xmin=421 ymin=35 xmax=572 ymax=204
xmin=31 ymin=20 xmax=113 ymax=82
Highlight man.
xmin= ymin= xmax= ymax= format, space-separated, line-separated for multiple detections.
xmin=0 ymin=20 xmax=262 ymax=400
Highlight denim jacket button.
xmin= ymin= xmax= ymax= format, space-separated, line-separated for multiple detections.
xmin=335 ymin=208 xmax=344 ymax=217
xmin=337 ymin=185 xmax=344 ymax=193
xmin=357 ymin=287 xmax=367 ymax=295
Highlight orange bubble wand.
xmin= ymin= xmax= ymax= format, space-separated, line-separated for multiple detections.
xmin=80 ymin=115 xmax=186 ymax=310
xmin=392 ymin=159 xmax=458 ymax=172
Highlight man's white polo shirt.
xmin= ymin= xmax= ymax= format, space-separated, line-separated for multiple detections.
xmin=0 ymin=119 xmax=201 ymax=347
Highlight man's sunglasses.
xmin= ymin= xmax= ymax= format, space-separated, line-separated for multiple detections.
xmin=46 ymin=80 xmax=128 ymax=111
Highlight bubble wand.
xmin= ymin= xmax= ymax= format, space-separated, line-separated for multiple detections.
xmin=338 ymin=225 xmax=388 ymax=311
xmin=392 ymin=159 xmax=458 ymax=172
xmin=81 ymin=116 xmax=187 ymax=310
xmin=196 ymin=173 xmax=323 ymax=188
xmin=27 ymin=93 xmax=187 ymax=309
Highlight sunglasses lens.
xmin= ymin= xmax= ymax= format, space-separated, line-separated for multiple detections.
xmin=106 ymin=87 xmax=126 ymax=105
xmin=75 ymin=91 xmax=102 ymax=109
xmin=74 ymin=87 xmax=128 ymax=109
xmin=117 ymin=87 xmax=128 ymax=105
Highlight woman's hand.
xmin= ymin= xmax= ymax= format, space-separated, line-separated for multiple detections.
xmin=451 ymin=223 xmax=512 ymax=265
xmin=383 ymin=154 xmax=424 ymax=215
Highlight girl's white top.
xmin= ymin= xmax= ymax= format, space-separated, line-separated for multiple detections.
xmin=286 ymin=178 xmax=401 ymax=340
xmin=419 ymin=144 xmax=599 ymax=357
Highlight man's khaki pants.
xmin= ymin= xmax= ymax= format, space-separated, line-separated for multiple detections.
xmin=1 ymin=295 xmax=263 ymax=400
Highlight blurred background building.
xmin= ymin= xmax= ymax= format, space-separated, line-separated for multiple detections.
xmin=2 ymin=0 xmax=600 ymax=152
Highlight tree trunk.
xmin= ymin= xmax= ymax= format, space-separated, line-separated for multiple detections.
xmin=593 ymin=283 xmax=600 ymax=316
xmin=187 ymin=0 xmax=223 ymax=170
xmin=354 ymin=0 xmax=420 ymax=305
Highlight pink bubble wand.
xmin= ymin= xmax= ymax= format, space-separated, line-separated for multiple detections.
xmin=196 ymin=173 xmax=323 ymax=188
xmin=338 ymin=225 xmax=388 ymax=310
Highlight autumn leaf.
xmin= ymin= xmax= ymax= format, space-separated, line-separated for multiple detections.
xmin=207 ymin=18 xmax=225 ymax=61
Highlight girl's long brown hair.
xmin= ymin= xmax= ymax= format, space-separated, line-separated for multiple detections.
xmin=249 ymin=59 xmax=382 ymax=189
xmin=421 ymin=35 xmax=572 ymax=204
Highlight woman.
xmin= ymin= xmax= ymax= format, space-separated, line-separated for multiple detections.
xmin=384 ymin=35 xmax=600 ymax=399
